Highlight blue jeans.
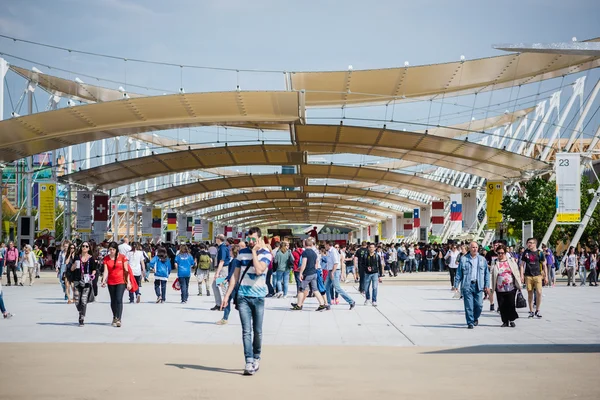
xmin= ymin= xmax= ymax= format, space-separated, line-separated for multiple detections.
xmin=0 ymin=291 xmax=6 ymax=314
xmin=154 ymin=280 xmax=167 ymax=301
xmin=274 ymin=270 xmax=289 ymax=295
xmin=128 ymin=275 xmax=142 ymax=302
xmin=223 ymin=294 xmax=232 ymax=320
xmin=325 ymin=270 xmax=354 ymax=305
xmin=426 ymin=259 xmax=433 ymax=272
xmin=364 ymin=273 xmax=379 ymax=302
xmin=462 ymin=281 xmax=483 ymax=326
xmin=179 ymin=276 xmax=190 ymax=302
xmin=293 ymin=271 xmax=301 ymax=294
xmin=237 ymin=296 xmax=265 ymax=363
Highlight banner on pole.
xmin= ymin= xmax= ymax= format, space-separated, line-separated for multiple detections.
xmin=167 ymin=212 xmax=176 ymax=231
xmin=420 ymin=205 xmax=431 ymax=229
xmin=193 ymin=218 xmax=202 ymax=241
xmin=402 ymin=211 xmax=413 ymax=238
xmin=38 ymin=183 xmax=56 ymax=232
xmin=449 ymin=193 xmax=462 ymax=234
xmin=431 ymin=201 xmax=444 ymax=236
xmin=142 ymin=206 xmax=153 ymax=237
xmin=462 ymin=189 xmax=478 ymax=232
xmin=93 ymin=194 xmax=109 ymax=241
xmin=486 ymin=181 xmax=504 ymax=229
xmin=152 ymin=208 xmax=162 ymax=237
xmin=555 ymin=153 xmax=581 ymax=223
xmin=76 ymin=191 xmax=92 ymax=233
xmin=178 ymin=214 xmax=188 ymax=239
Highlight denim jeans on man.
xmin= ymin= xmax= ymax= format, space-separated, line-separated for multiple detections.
xmin=363 ymin=273 xmax=379 ymax=302
xmin=426 ymin=259 xmax=433 ymax=272
xmin=325 ymin=270 xmax=354 ymax=305
xmin=462 ymin=281 xmax=483 ymax=326
xmin=179 ymin=277 xmax=190 ymax=302
xmin=237 ymin=295 xmax=265 ymax=363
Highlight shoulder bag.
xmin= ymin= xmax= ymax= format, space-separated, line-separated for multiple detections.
xmin=233 ymin=265 xmax=251 ymax=310
xmin=515 ymin=290 xmax=527 ymax=308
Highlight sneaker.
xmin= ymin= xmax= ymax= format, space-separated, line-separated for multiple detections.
xmin=156 ymin=297 xmax=161 ymax=304
xmin=372 ymin=301 xmax=378 ymax=307
xmin=111 ymin=318 xmax=117 ymax=327
xmin=349 ymin=302 xmax=355 ymax=310
xmin=276 ymin=292 xmax=283 ymax=298
xmin=324 ymin=305 xmax=331 ymax=311
xmin=136 ymin=295 xmax=141 ymax=304
xmin=79 ymin=318 xmax=84 ymax=327
xmin=216 ymin=319 xmax=228 ymax=325
xmin=535 ymin=311 xmax=542 ymax=319
xmin=243 ymin=363 xmax=255 ymax=376
xmin=206 ymin=290 xmax=210 ymax=296
xmin=198 ymin=292 xmax=202 ymax=296
xmin=291 ymin=304 xmax=302 ymax=311
xmin=316 ymin=305 xmax=327 ymax=312
xmin=510 ymin=321 xmax=516 ymax=328
xmin=364 ymin=299 xmax=371 ymax=306
xmin=501 ymin=322 xmax=508 ymax=327
xmin=490 ymin=304 xmax=495 ymax=312
xmin=467 ymin=324 xmax=474 ymax=329
xmin=252 ymin=359 xmax=260 ymax=373
xmin=528 ymin=312 xmax=535 ymax=318
xmin=116 ymin=319 xmax=121 ymax=328
xmin=3 ymin=313 xmax=14 ymax=319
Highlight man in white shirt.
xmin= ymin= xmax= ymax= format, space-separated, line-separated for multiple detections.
xmin=118 ymin=238 xmax=132 ymax=258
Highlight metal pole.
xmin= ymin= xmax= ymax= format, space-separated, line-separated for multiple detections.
xmin=133 ymin=201 xmax=138 ymax=242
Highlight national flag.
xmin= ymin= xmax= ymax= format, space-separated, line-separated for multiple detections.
xmin=193 ymin=219 xmax=202 ymax=235
xmin=431 ymin=201 xmax=445 ymax=236
xmin=450 ymin=201 xmax=462 ymax=221
xmin=93 ymin=195 xmax=109 ymax=222
xmin=167 ymin=212 xmax=177 ymax=231
xmin=413 ymin=208 xmax=420 ymax=228
xmin=225 ymin=226 xmax=233 ymax=238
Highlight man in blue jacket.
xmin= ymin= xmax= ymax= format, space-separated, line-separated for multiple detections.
xmin=454 ymin=241 xmax=490 ymax=329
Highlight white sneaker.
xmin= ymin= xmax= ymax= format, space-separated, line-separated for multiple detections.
xmin=372 ymin=301 xmax=378 ymax=307
xmin=252 ymin=359 xmax=260 ymax=373
xmin=364 ymin=300 xmax=371 ymax=306
xmin=276 ymin=292 xmax=283 ymax=298
xmin=243 ymin=362 xmax=255 ymax=376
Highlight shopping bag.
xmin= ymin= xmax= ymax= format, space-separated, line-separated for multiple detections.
xmin=515 ymin=291 xmax=527 ymax=308
xmin=172 ymin=278 xmax=181 ymax=291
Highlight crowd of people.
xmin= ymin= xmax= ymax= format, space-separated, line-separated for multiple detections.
xmin=1 ymin=232 xmax=599 ymax=375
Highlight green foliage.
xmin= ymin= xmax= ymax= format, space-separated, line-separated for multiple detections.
xmin=500 ymin=176 xmax=599 ymax=247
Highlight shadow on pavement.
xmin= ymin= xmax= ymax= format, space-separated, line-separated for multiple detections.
xmin=424 ymin=344 xmax=600 ymax=354
xmin=165 ymin=363 xmax=243 ymax=375
xmin=37 ymin=322 xmax=111 ymax=327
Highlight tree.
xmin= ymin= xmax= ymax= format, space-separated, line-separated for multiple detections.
xmin=501 ymin=176 xmax=600 ymax=247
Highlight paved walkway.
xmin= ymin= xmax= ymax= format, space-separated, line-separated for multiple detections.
xmin=1 ymin=272 xmax=599 ymax=399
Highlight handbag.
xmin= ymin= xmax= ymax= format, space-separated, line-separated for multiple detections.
xmin=515 ymin=290 xmax=527 ymax=308
xmin=172 ymin=278 xmax=181 ymax=291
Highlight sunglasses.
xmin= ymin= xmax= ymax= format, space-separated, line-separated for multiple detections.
xmin=82 ymin=245 xmax=89 ymax=248
xmin=497 ymin=251 xmax=505 ymax=255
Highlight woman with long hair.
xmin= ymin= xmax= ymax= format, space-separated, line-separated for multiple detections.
xmin=578 ymin=249 xmax=588 ymax=287
xmin=71 ymin=242 xmax=98 ymax=326
xmin=566 ymin=246 xmax=578 ymax=286
xmin=149 ymin=246 xmax=171 ymax=303
xmin=101 ymin=242 xmax=131 ymax=327
xmin=589 ymin=248 xmax=598 ymax=286
xmin=127 ymin=242 xmax=146 ymax=304
xmin=491 ymin=244 xmax=522 ymax=328
xmin=63 ymin=243 xmax=77 ymax=303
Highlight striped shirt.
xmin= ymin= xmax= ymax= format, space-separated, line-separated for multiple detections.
xmin=236 ymin=247 xmax=272 ymax=298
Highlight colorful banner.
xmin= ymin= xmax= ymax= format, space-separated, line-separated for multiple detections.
xmin=413 ymin=208 xmax=420 ymax=228
xmin=93 ymin=194 xmax=109 ymax=241
xmin=462 ymin=189 xmax=478 ymax=232
xmin=402 ymin=211 xmax=413 ymax=238
xmin=187 ymin=217 xmax=193 ymax=239
xmin=225 ymin=226 xmax=233 ymax=238
xmin=38 ymin=183 xmax=56 ymax=232
xmin=431 ymin=201 xmax=445 ymax=236
xmin=152 ymin=208 xmax=162 ymax=237
xmin=556 ymin=153 xmax=581 ymax=223
xmin=486 ymin=181 xmax=504 ymax=229
xmin=449 ymin=193 xmax=462 ymax=235
xmin=76 ymin=191 xmax=92 ymax=233
xmin=167 ymin=212 xmax=177 ymax=231
xmin=142 ymin=206 xmax=153 ymax=237
xmin=193 ymin=218 xmax=202 ymax=241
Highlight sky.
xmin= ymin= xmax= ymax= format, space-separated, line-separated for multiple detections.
xmin=1 ymin=0 xmax=599 ymax=195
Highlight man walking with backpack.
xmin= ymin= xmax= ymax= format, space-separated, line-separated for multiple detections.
xmin=195 ymin=244 xmax=212 ymax=296
xmin=520 ymin=238 xmax=548 ymax=319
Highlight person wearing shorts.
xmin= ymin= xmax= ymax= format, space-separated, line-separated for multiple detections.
xmin=520 ymin=238 xmax=547 ymax=319
xmin=291 ymin=238 xmax=328 ymax=311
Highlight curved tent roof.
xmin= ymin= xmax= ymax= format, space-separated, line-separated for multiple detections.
xmin=216 ymin=210 xmax=373 ymax=227
xmin=291 ymin=38 xmax=600 ymax=106
xmin=0 ymin=91 xmax=300 ymax=163
xmin=62 ymin=126 xmax=548 ymax=189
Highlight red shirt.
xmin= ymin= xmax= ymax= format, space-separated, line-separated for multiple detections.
xmin=104 ymin=254 xmax=127 ymax=285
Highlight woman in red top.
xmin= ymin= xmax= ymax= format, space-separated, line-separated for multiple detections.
xmin=101 ymin=242 xmax=131 ymax=327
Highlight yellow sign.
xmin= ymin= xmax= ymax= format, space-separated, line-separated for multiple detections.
xmin=208 ymin=222 xmax=214 ymax=240
xmin=557 ymin=213 xmax=580 ymax=223
xmin=38 ymin=183 xmax=56 ymax=232
xmin=486 ymin=181 xmax=503 ymax=229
